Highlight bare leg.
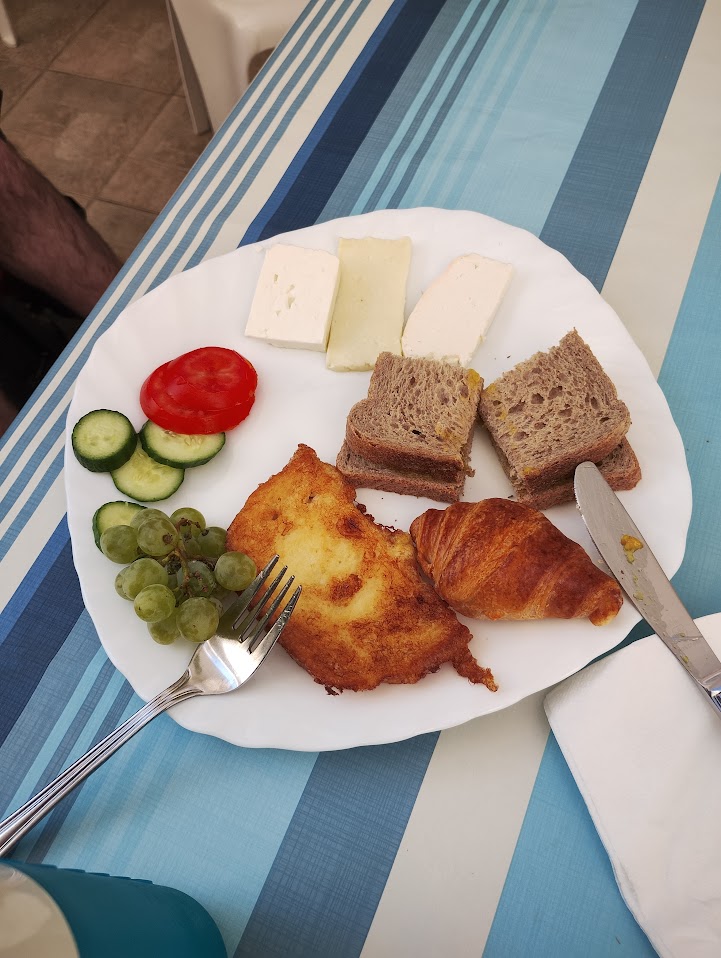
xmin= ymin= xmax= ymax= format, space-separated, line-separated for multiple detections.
xmin=0 ymin=136 xmax=121 ymax=317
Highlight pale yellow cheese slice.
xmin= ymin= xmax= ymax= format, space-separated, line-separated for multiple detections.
xmin=326 ymin=236 xmax=412 ymax=372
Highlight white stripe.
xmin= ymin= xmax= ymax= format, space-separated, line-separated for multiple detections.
xmin=0 ymin=434 xmax=65 ymax=542
xmin=0 ymin=474 xmax=67 ymax=610
xmin=360 ymin=693 xmax=550 ymax=958
xmin=601 ymin=0 xmax=721 ymax=377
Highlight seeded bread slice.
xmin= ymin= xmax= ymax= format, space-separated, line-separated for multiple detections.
xmin=345 ymin=352 xmax=483 ymax=482
xmin=478 ymin=330 xmax=631 ymax=493
xmin=512 ymin=439 xmax=641 ymax=509
xmin=336 ymin=441 xmax=465 ymax=503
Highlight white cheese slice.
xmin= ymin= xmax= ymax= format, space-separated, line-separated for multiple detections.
xmin=326 ymin=236 xmax=412 ymax=372
xmin=245 ymin=244 xmax=340 ymax=350
xmin=401 ymin=253 xmax=513 ymax=366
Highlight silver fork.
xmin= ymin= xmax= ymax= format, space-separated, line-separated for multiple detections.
xmin=0 ymin=555 xmax=300 ymax=858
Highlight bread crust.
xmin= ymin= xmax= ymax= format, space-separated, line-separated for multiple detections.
xmin=410 ymin=498 xmax=623 ymax=626
xmin=513 ymin=439 xmax=641 ymax=509
xmin=336 ymin=441 xmax=464 ymax=502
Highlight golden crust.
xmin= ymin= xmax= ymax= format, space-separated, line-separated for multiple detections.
xmin=226 ymin=444 xmax=496 ymax=692
xmin=410 ymin=498 xmax=623 ymax=626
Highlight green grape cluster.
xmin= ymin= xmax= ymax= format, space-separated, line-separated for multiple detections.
xmin=100 ymin=506 xmax=256 ymax=646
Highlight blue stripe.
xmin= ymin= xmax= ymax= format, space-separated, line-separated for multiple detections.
xmin=0 ymin=614 xmax=104 ymax=814
xmin=483 ymin=735 xmax=656 ymax=957
xmin=319 ymin=0 xmax=495 ymax=218
xmin=383 ymin=0 xmax=511 ymax=209
xmin=0 ymin=517 xmax=69 ymax=644
xmin=246 ymin=0 xmax=448 ymax=243
xmin=0 ymin=539 xmax=85 ymax=746
xmin=540 ymin=0 xmax=705 ymax=289
xmin=23 ymin=672 xmax=135 ymax=863
xmin=659 ymin=173 xmax=721 ymax=616
xmin=235 ymin=734 xmax=439 ymax=957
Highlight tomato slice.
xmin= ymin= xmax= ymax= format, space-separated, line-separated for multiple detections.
xmin=164 ymin=347 xmax=257 ymax=411
xmin=140 ymin=362 xmax=255 ymax=434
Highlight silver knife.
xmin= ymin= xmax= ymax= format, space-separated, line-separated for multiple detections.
xmin=574 ymin=460 xmax=721 ymax=715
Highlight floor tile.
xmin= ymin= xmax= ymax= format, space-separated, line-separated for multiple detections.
xmin=130 ymin=95 xmax=210 ymax=168
xmin=0 ymin=0 xmax=105 ymax=70
xmin=52 ymin=0 xmax=181 ymax=94
xmin=0 ymin=60 xmax=40 ymax=115
xmin=2 ymin=71 xmax=166 ymax=197
xmin=86 ymin=200 xmax=156 ymax=262
xmin=99 ymin=157 xmax=187 ymax=214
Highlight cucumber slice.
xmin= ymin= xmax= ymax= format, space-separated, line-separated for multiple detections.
xmin=92 ymin=500 xmax=146 ymax=549
xmin=111 ymin=443 xmax=184 ymax=502
xmin=72 ymin=409 xmax=136 ymax=473
xmin=139 ymin=420 xmax=225 ymax=469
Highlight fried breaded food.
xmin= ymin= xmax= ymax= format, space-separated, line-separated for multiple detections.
xmin=226 ymin=444 xmax=496 ymax=693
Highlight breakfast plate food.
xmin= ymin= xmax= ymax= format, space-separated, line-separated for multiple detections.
xmin=64 ymin=208 xmax=691 ymax=751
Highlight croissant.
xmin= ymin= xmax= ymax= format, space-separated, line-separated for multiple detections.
xmin=409 ymin=498 xmax=623 ymax=626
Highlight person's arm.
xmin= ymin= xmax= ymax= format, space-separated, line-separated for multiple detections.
xmin=0 ymin=136 xmax=121 ymax=317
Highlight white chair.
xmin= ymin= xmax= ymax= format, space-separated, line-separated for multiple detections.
xmin=167 ymin=0 xmax=307 ymax=133
xmin=0 ymin=0 xmax=17 ymax=47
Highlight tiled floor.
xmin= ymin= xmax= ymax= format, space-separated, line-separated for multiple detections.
xmin=0 ymin=0 xmax=212 ymax=261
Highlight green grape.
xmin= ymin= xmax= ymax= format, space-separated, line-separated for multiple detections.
xmin=130 ymin=508 xmax=167 ymax=530
xmin=214 ymin=552 xmax=257 ymax=592
xmin=177 ymin=597 xmax=219 ymax=643
xmin=136 ymin=516 xmax=179 ymax=557
xmin=114 ymin=571 xmax=130 ymax=599
xmin=182 ymin=537 xmax=203 ymax=558
xmin=198 ymin=526 xmax=227 ymax=559
xmin=183 ymin=559 xmax=216 ymax=597
xmin=134 ymin=584 xmax=176 ymax=623
xmin=148 ymin=610 xmax=180 ymax=645
xmin=100 ymin=525 xmax=139 ymax=564
xmin=120 ymin=557 xmax=169 ymax=600
xmin=170 ymin=507 xmax=206 ymax=540
xmin=208 ymin=595 xmax=225 ymax=617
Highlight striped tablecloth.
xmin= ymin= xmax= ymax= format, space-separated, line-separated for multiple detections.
xmin=2 ymin=0 xmax=721 ymax=954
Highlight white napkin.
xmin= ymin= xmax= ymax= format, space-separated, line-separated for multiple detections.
xmin=544 ymin=613 xmax=721 ymax=958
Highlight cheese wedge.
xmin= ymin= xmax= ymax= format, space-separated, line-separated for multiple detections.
xmin=245 ymin=244 xmax=340 ymax=350
xmin=326 ymin=236 xmax=412 ymax=372
xmin=401 ymin=253 xmax=513 ymax=366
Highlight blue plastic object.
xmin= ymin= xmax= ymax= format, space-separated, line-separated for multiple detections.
xmin=6 ymin=860 xmax=226 ymax=957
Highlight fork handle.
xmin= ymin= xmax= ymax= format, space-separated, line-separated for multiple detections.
xmin=0 ymin=674 xmax=200 ymax=858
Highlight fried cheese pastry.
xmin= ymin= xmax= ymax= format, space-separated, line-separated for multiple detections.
xmin=226 ymin=444 xmax=496 ymax=693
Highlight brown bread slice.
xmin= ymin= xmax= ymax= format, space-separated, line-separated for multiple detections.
xmin=345 ymin=352 xmax=483 ymax=482
xmin=478 ymin=330 xmax=631 ymax=493
xmin=336 ymin=441 xmax=465 ymax=503
xmin=512 ymin=439 xmax=641 ymax=509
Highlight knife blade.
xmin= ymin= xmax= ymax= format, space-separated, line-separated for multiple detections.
xmin=573 ymin=460 xmax=721 ymax=714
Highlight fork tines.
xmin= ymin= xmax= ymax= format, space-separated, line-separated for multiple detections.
xmin=222 ymin=555 xmax=301 ymax=653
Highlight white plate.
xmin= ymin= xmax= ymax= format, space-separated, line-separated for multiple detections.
xmin=65 ymin=208 xmax=691 ymax=751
